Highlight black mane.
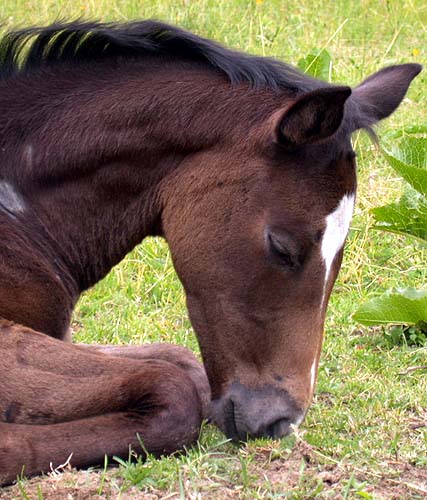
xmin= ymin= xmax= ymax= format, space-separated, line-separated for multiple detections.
xmin=0 ymin=19 xmax=320 ymax=91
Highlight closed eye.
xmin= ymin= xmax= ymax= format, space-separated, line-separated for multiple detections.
xmin=267 ymin=232 xmax=300 ymax=269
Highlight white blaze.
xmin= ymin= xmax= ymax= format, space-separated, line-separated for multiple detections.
xmin=308 ymin=194 xmax=354 ymax=401
xmin=320 ymin=193 xmax=355 ymax=305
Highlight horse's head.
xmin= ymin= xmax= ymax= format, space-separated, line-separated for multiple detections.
xmin=162 ymin=64 xmax=421 ymax=441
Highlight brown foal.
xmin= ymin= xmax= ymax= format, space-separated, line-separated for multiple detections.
xmin=0 ymin=20 xmax=421 ymax=484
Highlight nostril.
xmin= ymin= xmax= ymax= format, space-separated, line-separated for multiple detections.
xmin=228 ymin=398 xmax=238 ymax=439
xmin=223 ymin=397 xmax=243 ymax=441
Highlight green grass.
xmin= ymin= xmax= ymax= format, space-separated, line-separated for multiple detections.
xmin=1 ymin=1 xmax=426 ymax=499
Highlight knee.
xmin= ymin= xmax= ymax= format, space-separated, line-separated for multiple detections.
xmin=159 ymin=373 xmax=203 ymax=451
xmin=126 ymin=361 xmax=205 ymax=454
xmin=143 ymin=344 xmax=211 ymax=419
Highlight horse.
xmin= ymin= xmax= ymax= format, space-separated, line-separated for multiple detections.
xmin=0 ymin=20 xmax=421 ymax=485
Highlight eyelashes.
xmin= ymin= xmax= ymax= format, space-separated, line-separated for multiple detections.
xmin=267 ymin=232 xmax=301 ymax=270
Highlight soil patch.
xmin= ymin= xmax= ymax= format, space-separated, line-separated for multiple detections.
xmin=1 ymin=440 xmax=426 ymax=499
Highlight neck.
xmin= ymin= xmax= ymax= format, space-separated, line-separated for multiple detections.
xmin=0 ymin=60 xmax=279 ymax=292
xmin=23 ymin=153 xmax=185 ymax=292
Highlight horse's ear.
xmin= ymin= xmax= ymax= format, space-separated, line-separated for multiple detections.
xmin=276 ymin=86 xmax=352 ymax=148
xmin=351 ymin=63 xmax=422 ymax=129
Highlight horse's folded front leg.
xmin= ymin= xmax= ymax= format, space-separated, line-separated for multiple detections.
xmin=83 ymin=343 xmax=211 ymax=419
xmin=0 ymin=362 xmax=203 ymax=486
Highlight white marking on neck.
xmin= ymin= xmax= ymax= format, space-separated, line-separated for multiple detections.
xmin=320 ymin=193 xmax=355 ymax=305
xmin=0 ymin=181 xmax=26 ymax=215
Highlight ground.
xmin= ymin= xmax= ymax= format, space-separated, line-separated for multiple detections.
xmin=2 ymin=435 xmax=426 ymax=499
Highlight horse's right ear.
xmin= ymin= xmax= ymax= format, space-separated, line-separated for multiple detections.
xmin=275 ymin=86 xmax=352 ymax=149
xmin=351 ymin=63 xmax=422 ymax=129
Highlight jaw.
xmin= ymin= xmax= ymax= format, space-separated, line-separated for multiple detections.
xmin=179 ymin=267 xmax=333 ymax=441
xmin=186 ymin=298 xmax=325 ymax=440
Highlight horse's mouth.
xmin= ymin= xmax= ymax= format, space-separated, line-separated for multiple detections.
xmin=209 ymin=382 xmax=307 ymax=442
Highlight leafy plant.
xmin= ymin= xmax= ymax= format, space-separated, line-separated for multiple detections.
xmin=354 ymin=288 xmax=427 ymax=346
xmin=297 ymin=48 xmax=332 ymax=81
xmin=371 ymin=126 xmax=427 ymax=243
xmin=354 ymin=128 xmax=427 ymax=341
xmin=387 ymin=323 xmax=427 ymax=347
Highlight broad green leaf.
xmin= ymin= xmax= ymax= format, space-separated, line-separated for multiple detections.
xmin=383 ymin=125 xmax=427 ymax=141
xmin=371 ymin=188 xmax=427 ymax=242
xmin=297 ymin=48 xmax=332 ymax=81
xmin=386 ymin=137 xmax=427 ymax=168
xmin=382 ymin=133 xmax=427 ymax=197
xmin=353 ymin=288 xmax=427 ymax=326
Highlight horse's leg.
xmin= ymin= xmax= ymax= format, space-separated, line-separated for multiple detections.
xmin=82 ymin=343 xmax=211 ymax=418
xmin=0 ymin=321 xmax=204 ymax=485
xmin=0 ymin=368 xmax=201 ymax=485
xmin=0 ymin=320 xmax=210 ymax=415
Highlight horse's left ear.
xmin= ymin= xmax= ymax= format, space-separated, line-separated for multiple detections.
xmin=276 ymin=86 xmax=352 ymax=148
xmin=351 ymin=63 xmax=422 ymax=129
